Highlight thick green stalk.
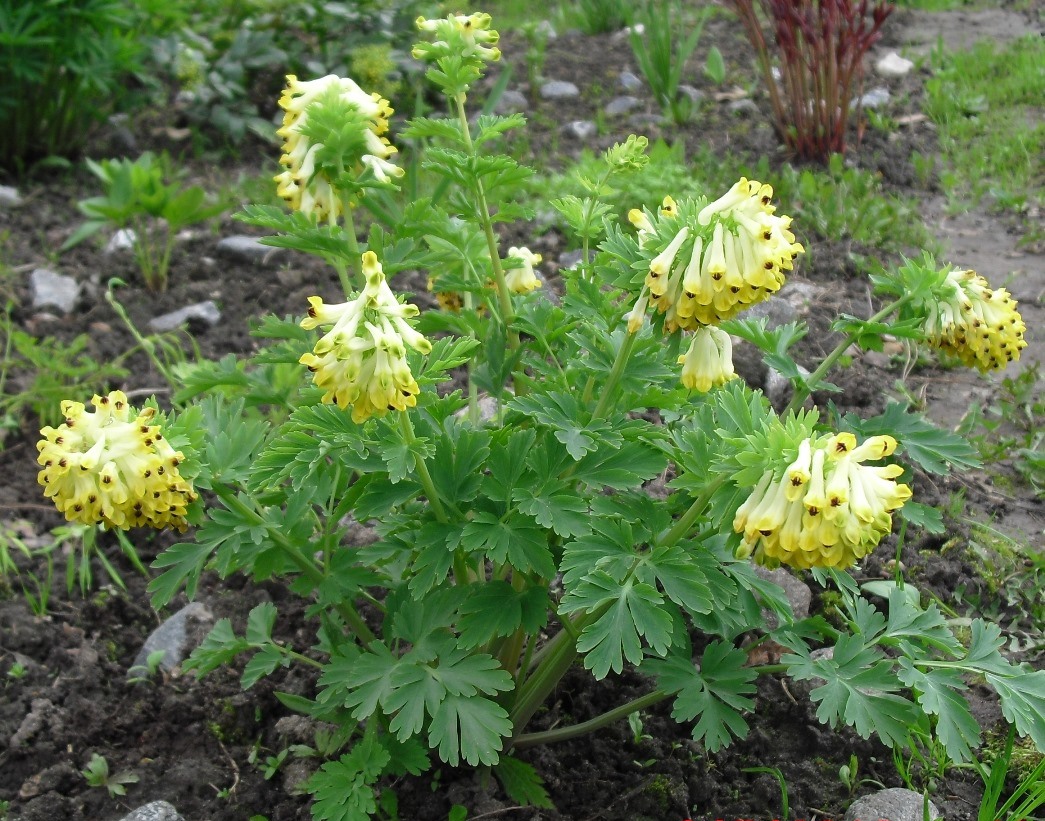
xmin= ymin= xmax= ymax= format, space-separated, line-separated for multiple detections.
xmin=399 ymin=412 xmax=448 ymax=522
xmin=592 ymin=330 xmax=640 ymax=420
xmin=512 ymin=689 xmax=671 ymax=750
xmin=340 ymin=193 xmax=364 ymax=294
xmin=783 ymin=293 xmax=913 ymax=415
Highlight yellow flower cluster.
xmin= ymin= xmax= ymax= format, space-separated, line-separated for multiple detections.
xmin=37 ymin=392 xmax=196 ymax=531
xmin=679 ymin=325 xmax=736 ymax=392
xmin=733 ymin=433 xmax=911 ymax=570
xmin=924 ymin=267 xmax=1027 ymax=372
xmin=628 ymin=179 xmax=804 ymax=333
xmin=504 ymin=247 xmax=542 ymax=294
xmin=301 ymin=252 xmax=432 ymax=423
xmin=275 ymin=74 xmax=403 ymax=222
xmin=413 ymin=12 xmax=501 ymax=64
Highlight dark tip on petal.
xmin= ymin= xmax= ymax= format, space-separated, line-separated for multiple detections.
xmin=55 ymin=436 xmax=64 ymax=445
xmin=140 ymin=426 xmax=150 ymax=434
xmin=144 ymin=470 xmax=152 ymax=477
xmin=59 ymin=458 xmax=68 ymax=468
xmin=157 ymin=466 xmax=165 ymax=475
xmin=102 ymin=476 xmax=112 ymax=484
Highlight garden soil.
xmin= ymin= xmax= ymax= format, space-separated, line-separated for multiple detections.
xmin=0 ymin=5 xmax=1042 ymax=821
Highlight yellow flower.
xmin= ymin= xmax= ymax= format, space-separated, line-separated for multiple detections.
xmin=733 ymin=433 xmax=910 ymax=570
xmin=37 ymin=392 xmax=196 ymax=531
xmin=301 ymin=252 xmax=432 ymax=423
xmin=275 ymin=74 xmax=403 ymax=222
xmin=924 ymin=267 xmax=1027 ymax=372
xmin=629 ymin=178 xmax=804 ymax=332
xmin=413 ymin=12 xmax=501 ymax=63
xmin=504 ymin=247 xmax=542 ymax=294
xmin=678 ymin=325 xmax=736 ymax=392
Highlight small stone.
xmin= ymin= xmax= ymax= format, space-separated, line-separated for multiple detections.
xmin=128 ymin=602 xmax=213 ymax=679
xmin=858 ymin=86 xmax=891 ymax=109
xmin=29 ymin=268 xmax=80 ymax=314
xmin=105 ymin=228 xmax=137 ymax=254
xmin=876 ymin=52 xmax=915 ymax=77
xmin=618 ymin=71 xmax=643 ymax=92
xmin=562 ymin=120 xmax=597 ymax=140
xmin=276 ymin=268 xmax=306 ymax=288
xmin=677 ymin=84 xmax=705 ymax=104
xmin=216 ymin=235 xmax=284 ymax=265
xmin=558 ymin=249 xmax=585 ymax=270
xmin=9 ymin=699 xmax=57 ymax=748
xmin=862 ymin=350 xmax=893 ymax=370
xmin=494 ymin=89 xmax=529 ymax=114
xmin=535 ymin=20 xmax=557 ymax=40
xmin=753 ymin=566 xmax=812 ymax=625
xmin=604 ymin=95 xmax=640 ymax=116
xmin=778 ymin=280 xmax=823 ymax=313
xmin=765 ymin=363 xmax=810 ymax=410
xmin=117 ymin=801 xmax=185 ymax=821
xmin=540 ymin=80 xmax=580 ymax=100
xmin=148 ymin=300 xmax=221 ymax=333
xmin=742 ymin=298 xmax=797 ymax=330
xmin=845 ymin=789 xmax=941 ymax=821
xmin=0 ymin=185 xmax=22 ymax=207
xmin=729 ymin=98 xmax=759 ymax=116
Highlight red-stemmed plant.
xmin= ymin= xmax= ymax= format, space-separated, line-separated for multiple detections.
xmin=727 ymin=0 xmax=894 ymax=161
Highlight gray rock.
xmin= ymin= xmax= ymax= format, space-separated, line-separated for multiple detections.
xmin=534 ymin=19 xmax=557 ymax=40
xmin=858 ymin=86 xmax=891 ymax=109
xmin=562 ymin=120 xmax=597 ymax=140
xmin=494 ymin=89 xmax=529 ymax=114
xmin=9 ymin=698 xmax=57 ymax=748
xmin=753 ymin=566 xmax=812 ymax=625
xmin=845 ymin=788 xmax=941 ymax=821
xmin=778 ymin=280 xmax=824 ymax=313
xmin=148 ymin=300 xmax=221 ymax=333
xmin=765 ymin=363 xmax=810 ymax=409
xmin=117 ymin=801 xmax=185 ymax=821
xmin=0 ymin=185 xmax=21 ymax=207
xmin=678 ymin=84 xmax=706 ymax=104
xmin=30 ymin=268 xmax=80 ymax=314
xmin=729 ymin=98 xmax=760 ymax=116
xmin=128 ymin=602 xmax=213 ymax=679
xmin=558 ymin=249 xmax=585 ymax=270
xmin=605 ymin=95 xmax=640 ymax=116
xmin=742 ymin=297 xmax=798 ymax=330
xmin=540 ymin=80 xmax=580 ymax=100
xmin=618 ymin=71 xmax=643 ymax=92
xmin=105 ymin=228 xmax=137 ymax=254
xmin=216 ymin=234 xmax=284 ymax=265
xmin=875 ymin=52 xmax=915 ymax=77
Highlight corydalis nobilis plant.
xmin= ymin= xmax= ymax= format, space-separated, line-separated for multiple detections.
xmin=37 ymin=391 xmax=196 ymax=531
xmin=46 ymin=11 xmax=1034 ymax=819
xmin=727 ymin=0 xmax=894 ymax=161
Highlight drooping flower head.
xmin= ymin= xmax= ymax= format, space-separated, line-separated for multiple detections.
xmin=301 ymin=252 xmax=432 ymax=423
xmin=412 ymin=13 xmax=501 ymax=65
xmin=627 ymin=179 xmax=804 ymax=332
xmin=37 ymin=392 xmax=197 ymax=531
xmin=733 ymin=432 xmax=911 ymax=570
xmin=504 ymin=247 xmax=542 ymax=294
xmin=275 ymin=74 xmax=403 ymax=222
xmin=923 ymin=267 xmax=1027 ymax=372
xmin=679 ymin=324 xmax=736 ymax=392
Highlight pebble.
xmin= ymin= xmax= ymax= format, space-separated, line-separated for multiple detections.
xmin=216 ymin=234 xmax=284 ymax=265
xmin=605 ymin=95 xmax=640 ymax=116
xmin=29 ymin=268 xmax=80 ymax=314
xmin=858 ymin=86 xmax=891 ymax=109
xmin=558 ymin=249 xmax=585 ymax=270
xmin=765 ymin=363 xmax=810 ymax=409
xmin=494 ymin=89 xmax=529 ymax=114
xmin=562 ymin=120 xmax=597 ymax=140
xmin=875 ymin=52 xmax=915 ymax=77
xmin=127 ymin=601 xmax=214 ymax=679
xmin=0 ymin=185 xmax=22 ymax=207
xmin=845 ymin=789 xmax=941 ymax=821
xmin=540 ymin=80 xmax=580 ymax=100
xmin=753 ymin=566 xmax=812 ymax=625
xmin=118 ymin=801 xmax=185 ymax=821
xmin=729 ymin=99 xmax=760 ymax=117
xmin=741 ymin=297 xmax=798 ymax=330
xmin=148 ymin=300 xmax=222 ymax=333
xmin=105 ymin=228 xmax=137 ymax=254
xmin=677 ymin=84 xmax=706 ymax=104
xmin=618 ymin=71 xmax=643 ymax=92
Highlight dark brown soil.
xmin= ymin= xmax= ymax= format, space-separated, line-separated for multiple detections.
xmin=0 ymin=6 xmax=1041 ymax=821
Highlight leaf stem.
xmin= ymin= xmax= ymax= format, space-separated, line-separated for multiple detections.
xmin=399 ymin=412 xmax=448 ymax=523
xmin=511 ymin=688 xmax=671 ymax=750
xmin=591 ymin=329 xmax=640 ymax=420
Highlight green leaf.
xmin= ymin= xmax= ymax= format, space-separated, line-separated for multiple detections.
xmin=148 ymin=539 xmax=216 ymax=608
xmin=646 ymin=642 xmax=756 ymax=752
xmin=721 ymin=318 xmax=808 ymax=382
xmin=306 ymin=735 xmax=390 ymax=821
xmin=515 ymin=489 xmax=592 ymax=538
xmin=185 ymin=619 xmax=249 ymax=677
xmin=562 ymin=573 xmax=674 ymax=678
xmin=461 ymin=512 xmax=554 ymax=578
xmin=242 ymin=645 xmax=287 ymax=690
xmin=494 ymin=756 xmax=554 ymax=809
xmin=430 ymin=694 xmax=512 ymax=767
xmin=705 ymin=45 xmax=725 ymax=84
xmin=572 ymin=439 xmax=666 ymax=489
xmin=899 ymin=501 xmax=945 ymax=533
xmin=430 ymin=419 xmax=490 ymax=503
xmin=401 ymin=116 xmax=464 ymax=144
xmin=245 ymin=602 xmax=277 ymax=644
xmin=336 ymin=642 xmax=400 ymax=721
xmin=458 ymin=582 xmax=549 ymax=649
xmin=897 ymin=661 xmax=979 ymax=763
xmin=647 ymin=544 xmax=721 ymax=616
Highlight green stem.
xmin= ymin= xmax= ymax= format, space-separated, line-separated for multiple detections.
xmin=452 ymin=93 xmax=520 ymax=359
xmin=213 ymin=484 xmax=376 ymax=646
xmin=512 ymin=689 xmax=671 ymax=750
xmin=105 ymin=279 xmax=177 ymax=390
xmin=340 ymin=196 xmax=364 ymax=294
xmin=591 ymin=330 xmax=640 ymax=420
xmin=399 ymin=412 xmax=448 ymax=523
xmin=658 ymin=475 xmax=728 ymax=549
xmin=784 ymin=294 xmax=913 ymax=416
